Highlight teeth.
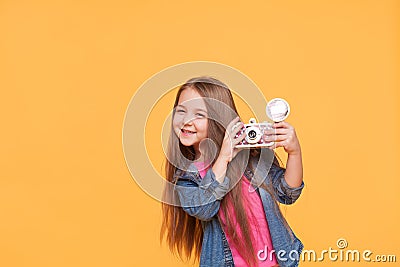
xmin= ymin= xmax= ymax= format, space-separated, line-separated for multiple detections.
xmin=182 ymin=129 xmax=195 ymax=134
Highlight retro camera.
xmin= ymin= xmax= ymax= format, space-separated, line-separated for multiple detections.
xmin=233 ymin=98 xmax=290 ymax=148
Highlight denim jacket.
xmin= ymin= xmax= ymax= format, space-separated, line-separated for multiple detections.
xmin=173 ymin=151 xmax=305 ymax=267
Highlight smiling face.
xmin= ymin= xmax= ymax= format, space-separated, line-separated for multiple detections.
xmin=172 ymin=87 xmax=208 ymax=157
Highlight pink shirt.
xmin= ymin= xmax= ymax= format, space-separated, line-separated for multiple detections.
xmin=193 ymin=162 xmax=278 ymax=267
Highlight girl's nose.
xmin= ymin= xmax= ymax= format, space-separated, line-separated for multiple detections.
xmin=184 ymin=118 xmax=194 ymax=125
xmin=183 ymin=114 xmax=195 ymax=125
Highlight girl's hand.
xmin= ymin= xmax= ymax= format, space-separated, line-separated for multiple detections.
xmin=264 ymin=121 xmax=301 ymax=155
xmin=219 ymin=117 xmax=246 ymax=163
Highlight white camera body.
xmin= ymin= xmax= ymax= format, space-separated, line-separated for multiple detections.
xmin=233 ymin=118 xmax=274 ymax=148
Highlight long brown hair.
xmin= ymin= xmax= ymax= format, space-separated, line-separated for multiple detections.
xmin=160 ymin=76 xmax=292 ymax=266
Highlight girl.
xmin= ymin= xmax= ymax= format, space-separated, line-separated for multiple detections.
xmin=160 ymin=76 xmax=304 ymax=267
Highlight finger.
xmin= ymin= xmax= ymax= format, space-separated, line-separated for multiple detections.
xmin=231 ymin=131 xmax=245 ymax=146
xmin=264 ymin=134 xmax=287 ymax=142
xmin=227 ymin=116 xmax=241 ymax=130
xmin=226 ymin=124 xmax=243 ymax=141
xmin=234 ymin=130 xmax=246 ymax=143
xmin=224 ymin=118 xmax=241 ymax=139
xmin=273 ymin=121 xmax=293 ymax=129
xmin=232 ymin=122 xmax=244 ymax=136
xmin=264 ymin=128 xmax=288 ymax=135
xmin=273 ymin=141 xmax=286 ymax=148
xmin=268 ymin=140 xmax=288 ymax=150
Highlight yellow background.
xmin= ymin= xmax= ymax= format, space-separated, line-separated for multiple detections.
xmin=1 ymin=0 xmax=399 ymax=266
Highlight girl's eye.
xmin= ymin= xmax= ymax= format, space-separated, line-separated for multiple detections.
xmin=196 ymin=113 xmax=206 ymax=118
xmin=176 ymin=109 xmax=185 ymax=113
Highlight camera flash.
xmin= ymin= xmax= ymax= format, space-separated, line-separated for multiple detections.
xmin=266 ymin=98 xmax=290 ymax=122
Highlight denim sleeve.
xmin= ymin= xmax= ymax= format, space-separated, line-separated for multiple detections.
xmin=269 ymin=163 xmax=304 ymax=205
xmin=174 ymin=168 xmax=230 ymax=221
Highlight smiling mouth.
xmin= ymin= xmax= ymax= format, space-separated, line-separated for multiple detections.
xmin=181 ymin=129 xmax=196 ymax=135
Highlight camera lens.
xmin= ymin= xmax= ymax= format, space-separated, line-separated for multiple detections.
xmin=245 ymin=126 xmax=261 ymax=144
xmin=248 ymin=130 xmax=257 ymax=139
